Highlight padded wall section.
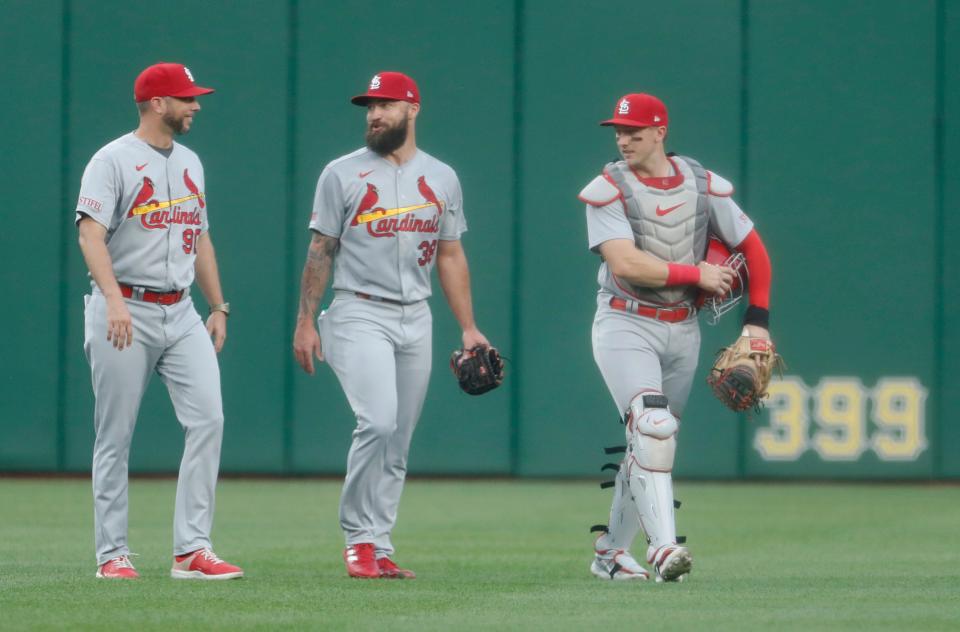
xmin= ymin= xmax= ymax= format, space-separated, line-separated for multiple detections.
xmin=516 ymin=0 xmax=743 ymax=476
xmin=62 ymin=1 xmax=287 ymax=472
xmin=744 ymin=1 xmax=937 ymax=478
xmin=0 ymin=1 xmax=63 ymax=470
xmin=289 ymin=1 xmax=515 ymax=474
xmin=940 ymin=0 xmax=960 ymax=476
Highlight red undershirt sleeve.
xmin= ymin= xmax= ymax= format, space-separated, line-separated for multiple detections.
xmin=735 ymin=229 xmax=771 ymax=309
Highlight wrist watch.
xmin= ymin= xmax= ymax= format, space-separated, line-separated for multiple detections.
xmin=209 ymin=302 xmax=230 ymax=317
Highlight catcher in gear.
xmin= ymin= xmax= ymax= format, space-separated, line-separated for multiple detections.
xmin=580 ymin=92 xmax=777 ymax=583
xmin=451 ymin=345 xmax=505 ymax=395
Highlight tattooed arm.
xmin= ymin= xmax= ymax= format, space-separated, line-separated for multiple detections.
xmin=293 ymin=231 xmax=339 ymax=375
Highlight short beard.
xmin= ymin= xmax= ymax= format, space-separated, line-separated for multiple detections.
xmin=366 ymin=117 xmax=408 ymax=155
xmin=162 ymin=111 xmax=187 ymax=135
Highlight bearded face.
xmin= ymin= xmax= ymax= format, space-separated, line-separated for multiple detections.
xmin=160 ymin=97 xmax=197 ymax=135
xmin=162 ymin=110 xmax=188 ymax=135
xmin=366 ymin=114 xmax=409 ymax=155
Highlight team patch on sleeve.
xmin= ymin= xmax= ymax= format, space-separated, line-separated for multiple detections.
xmin=77 ymin=196 xmax=103 ymax=213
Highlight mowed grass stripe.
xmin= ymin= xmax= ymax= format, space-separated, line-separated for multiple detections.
xmin=0 ymin=480 xmax=958 ymax=631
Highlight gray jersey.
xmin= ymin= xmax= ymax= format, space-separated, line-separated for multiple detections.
xmin=584 ymin=159 xmax=753 ymax=305
xmin=76 ymin=133 xmax=209 ymax=291
xmin=79 ymin=130 xmax=224 ymax=568
xmin=310 ymin=147 xmax=467 ymax=303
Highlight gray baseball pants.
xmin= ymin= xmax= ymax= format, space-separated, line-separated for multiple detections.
xmin=84 ymin=290 xmax=223 ymax=565
xmin=591 ymin=294 xmax=701 ymax=552
xmin=320 ymin=291 xmax=432 ymax=558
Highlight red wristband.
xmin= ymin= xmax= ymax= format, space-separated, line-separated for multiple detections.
xmin=666 ymin=263 xmax=700 ymax=286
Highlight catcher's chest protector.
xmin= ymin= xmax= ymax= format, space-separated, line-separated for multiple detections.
xmin=605 ymin=156 xmax=710 ymax=305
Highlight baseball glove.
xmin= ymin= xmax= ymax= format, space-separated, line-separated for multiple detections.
xmin=707 ymin=331 xmax=783 ymax=412
xmin=450 ymin=345 xmax=505 ymax=395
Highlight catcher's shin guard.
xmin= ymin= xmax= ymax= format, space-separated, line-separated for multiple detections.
xmin=599 ymin=466 xmax=643 ymax=552
xmin=623 ymin=392 xmax=680 ymax=554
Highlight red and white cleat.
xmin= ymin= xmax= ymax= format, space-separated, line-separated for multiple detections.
xmin=96 ymin=555 xmax=139 ymax=580
xmin=377 ymin=557 xmax=416 ymax=579
xmin=344 ymin=543 xmax=379 ymax=578
xmin=590 ymin=546 xmax=650 ymax=581
xmin=648 ymin=544 xmax=692 ymax=583
xmin=170 ymin=548 xmax=244 ymax=580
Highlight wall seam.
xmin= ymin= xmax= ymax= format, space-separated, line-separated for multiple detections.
xmin=932 ymin=0 xmax=944 ymax=478
xmin=736 ymin=0 xmax=750 ymax=478
xmin=56 ymin=0 xmax=72 ymax=471
xmin=282 ymin=0 xmax=299 ymax=474
xmin=509 ymin=0 xmax=525 ymax=476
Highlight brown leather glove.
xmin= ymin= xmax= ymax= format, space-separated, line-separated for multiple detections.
xmin=707 ymin=332 xmax=783 ymax=412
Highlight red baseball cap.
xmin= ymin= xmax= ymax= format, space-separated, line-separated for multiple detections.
xmin=134 ymin=63 xmax=214 ymax=102
xmin=600 ymin=93 xmax=668 ymax=128
xmin=351 ymin=72 xmax=420 ymax=106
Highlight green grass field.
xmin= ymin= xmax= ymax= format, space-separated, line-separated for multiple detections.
xmin=1 ymin=479 xmax=958 ymax=631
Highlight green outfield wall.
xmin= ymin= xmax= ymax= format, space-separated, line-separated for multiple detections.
xmin=1 ymin=0 xmax=956 ymax=479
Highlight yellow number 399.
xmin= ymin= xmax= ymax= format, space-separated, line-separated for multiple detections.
xmin=753 ymin=377 xmax=927 ymax=462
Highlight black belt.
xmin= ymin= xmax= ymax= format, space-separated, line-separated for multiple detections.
xmin=354 ymin=292 xmax=403 ymax=305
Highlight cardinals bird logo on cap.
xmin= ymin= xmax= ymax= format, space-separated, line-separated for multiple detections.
xmin=370 ymin=75 xmax=382 ymax=90
xmin=618 ymin=98 xmax=630 ymax=115
xmin=184 ymin=67 xmax=195 ymax=82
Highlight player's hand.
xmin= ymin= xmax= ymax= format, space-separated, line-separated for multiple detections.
xmin=462 ymin=327 xmax=490 ymax=350
xmin=742 ymin=325 xmax=774 ymax=368
xmin=744 ymin=324 xmax=770 ymax=340
xmin=105 ymin=296 xmax=133 ymax=350
xmin=293 ymin=318 xmax=323 ymax=375
xmin=696 ymin=262 xmax=735 ymax=296
xmin=206 ymin=311 xmax=227 ymax=353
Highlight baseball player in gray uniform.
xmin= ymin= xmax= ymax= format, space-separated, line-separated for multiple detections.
xmin=76 ymin=63 xmax=242 ymax=580
xmin=293 ymin=71 xmax=492 ymax=579
xmin=580 ymin=93 xmax=774 ymax=582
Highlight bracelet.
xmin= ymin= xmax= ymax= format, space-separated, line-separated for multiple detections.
xmin=209 ymin=302 xmax=230 ymax=317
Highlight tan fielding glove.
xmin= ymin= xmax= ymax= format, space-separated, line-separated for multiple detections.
xmin=707 ymin=329 xmax=783 ymax=412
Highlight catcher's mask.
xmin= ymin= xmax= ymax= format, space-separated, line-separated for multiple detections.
xmin=696 ymin=237 xmax=747 ymax=325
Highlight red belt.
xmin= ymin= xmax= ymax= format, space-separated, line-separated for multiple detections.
xmin=355 ymin=292 xmax=403 ymax=305
xmin=119 ymin=283 xmax=185 ymax=305
xmin=609 ymin=297 xmax=691 ymax=323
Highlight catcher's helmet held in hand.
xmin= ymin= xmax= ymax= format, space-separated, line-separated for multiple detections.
xmin=696 ymin=237 xmax=747 ymax=325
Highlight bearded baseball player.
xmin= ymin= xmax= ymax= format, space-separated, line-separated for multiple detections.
xmin=293 ymin=72 xmax=492 ymax=579
xmin=76 ymin=63 xmax=242 ymax=580
xmin=580 ymin=93 xmax=774 ymax=582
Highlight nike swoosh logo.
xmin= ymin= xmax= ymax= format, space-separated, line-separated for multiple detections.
xmin=655 ymin=202 xmax=685 ymax=216
xmin=136 ymin=163 xmax=148 ymax=171
xmin=356 ymin=202 xmax=436 ymax=224
xmin=359 ymin=170 xmax=374 ymax=178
